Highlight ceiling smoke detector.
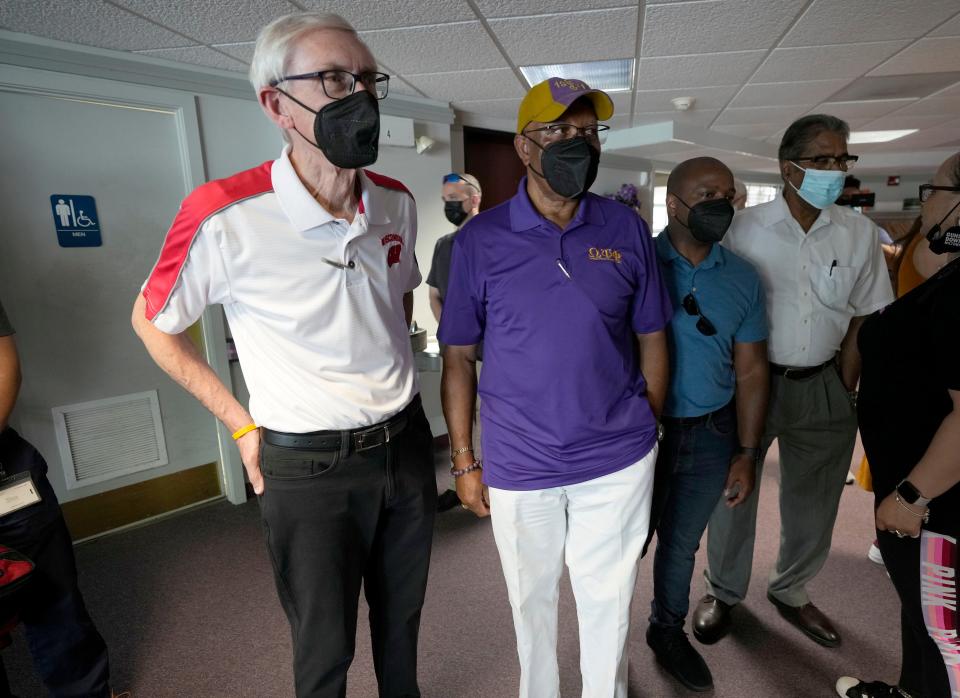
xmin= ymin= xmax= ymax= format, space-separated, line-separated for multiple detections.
xmin=671 ymin=96 xmax=696 ymax=112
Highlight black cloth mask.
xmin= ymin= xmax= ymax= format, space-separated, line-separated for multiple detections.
xmin=526 ymin=136 xmax=600 ymax=199
xmin=927 ymin=199 xmax=960 ymax=255
xmin=444 ymin=200 xmax=468 ymax=226
xmin=674 ymin=197 xmax=735 ymax=244
xmin=279 ymin=89 xmax=380 ymax=169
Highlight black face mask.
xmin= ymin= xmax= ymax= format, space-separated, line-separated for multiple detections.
xmin=674 ymin=197 xmax=735 ymax=244
xmin=444 ymin=200 xmax=468 ymax=226
xmin=927 ymin=199 xmax=960 ymax=255
xmin=526 ymin=136 xmax=600 ymax=199
xmin=279 ymin=89 xmax=380 ymax=169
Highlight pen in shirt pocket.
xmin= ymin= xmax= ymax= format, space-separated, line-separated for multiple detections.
xmin=829 ymin=259 xmax=837 ymax=277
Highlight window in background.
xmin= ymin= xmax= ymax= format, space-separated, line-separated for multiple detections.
xmin=652 ymin=185 xmax=667 ymax=235
xmin=745 ymin=183 xmax=779 ymax=207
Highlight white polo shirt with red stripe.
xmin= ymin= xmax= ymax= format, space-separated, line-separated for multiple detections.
xmin=143 ymin=146 xmax=421 ymax=432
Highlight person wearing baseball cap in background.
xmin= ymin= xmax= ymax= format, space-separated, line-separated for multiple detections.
xmin=439 ymin=77 xmax=672 ymax=697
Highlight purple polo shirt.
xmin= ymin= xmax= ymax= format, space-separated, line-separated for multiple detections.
xmin=438 ymin=177 xmax=672 ymax=490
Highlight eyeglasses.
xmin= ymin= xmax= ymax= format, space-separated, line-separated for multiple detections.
xmin=269 ymin=70 xmax=390 ymax=100
xmin=523 ymin=123 xmax=610 ymax=143
xmin=919 ymin=184 xmax=960 ymax=202
xmin=682 ymin=293 xmax=717 ymax=336
xmin=792 ymin=155 xmax=859 ymax=171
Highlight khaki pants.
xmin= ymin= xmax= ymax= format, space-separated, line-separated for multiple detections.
xmin=704 ymin=366 xmax=858 ymax=607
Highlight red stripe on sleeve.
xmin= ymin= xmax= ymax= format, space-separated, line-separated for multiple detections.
xmin=142 ymin=161 xmax=274 ymax=321
xmin=363 ymin=169 xmax=415 ymax=201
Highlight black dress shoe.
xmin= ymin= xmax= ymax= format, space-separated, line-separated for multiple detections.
xmin=768 ymin=592 xmax=841 ymax=647
xmin=647 ymin=624 xmax=713 ymax=692
xmin=436 ymin=489 xmax=461 ymax=513
xmin=692 ymin=594 xmax=733 ymax=645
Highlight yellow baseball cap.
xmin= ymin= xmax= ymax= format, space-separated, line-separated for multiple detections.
xmin=517 ymin=77 xmax=615 ymax=134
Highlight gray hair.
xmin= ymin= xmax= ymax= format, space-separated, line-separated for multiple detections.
xmin=778 ymin=114 xmax=850 ymax=162
xmin=249 ymin=12 xmax=359 ymax=92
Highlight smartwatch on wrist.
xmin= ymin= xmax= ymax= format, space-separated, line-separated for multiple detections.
xmin=896 ymin=479 xmax=931 ymax=507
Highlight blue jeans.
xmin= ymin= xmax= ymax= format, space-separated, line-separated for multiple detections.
xmin=649 ymin=402 xmax=738 ymax=628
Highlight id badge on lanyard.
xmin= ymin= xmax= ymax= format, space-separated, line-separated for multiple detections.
xmin=0 ymin=461 xmax=41 ymax=517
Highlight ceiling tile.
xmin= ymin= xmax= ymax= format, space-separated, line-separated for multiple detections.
xmin=859 ymin=113 xmax=956 ymax=131
xmin=869 ymin=37 xmax=960 ymax=76
xmin=473 ymin=0 xmax=635 ymax=18
xmin=115 ymin=0 xmax=296 ymax=44
xmin=360 ymin=22 xmax=507 ymax=73
xmin=214 ymin=42 xmax=256 ymax=63
xmin=641 ymin=0 xmax=800 ymax=57
xmin=712 ymin=123 xmax=786 ymax=139
xmin=488 ymin=7 xmax=638 ymax=65
xmin=729 ymin=79 xmax=852 ymax=108
xmin=636 ymin=51 xmax=765 ymax=90
xmin=781 ymin=0 xmax=959 ymax=46
xmin=298 ymin=0 xmax=475 ymax=30
xmin=813 ymin=99 xmax=915 ymax=119
xmin=828 ymin=72 xmax=960 ymax=101
xmin=754 ymin=41 xmax=909 ymax=82
xmin=878 ymin=122 xmax=960 ymax=148
xmin=404 ymin=68 xmax=525 ymax=102
xmin=0 ymin=0 xmax=194 ymax=51
xmin=606 ymin=114 xmax=634 ymax=131
xmin=929 ymin=12 xmax=960 ymax=37
xmin=608 ymin=92 xmax=633 ymax=118
xmin=889 ymin=94 xmax=960 ymax=117
xmin=633 ymin=84 xmax=741 ymax=112
xmin=134 ymin=46 xmax=249 ymax=72
xmin=714 ymin=104 xmax=808 ymax=126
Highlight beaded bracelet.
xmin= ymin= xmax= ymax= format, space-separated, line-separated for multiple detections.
xmin=450 ymin=460 xmax=483 ymax=478
xmin=895 ymin=494 xmax=930 ymax=524
xmin=450 ymin=446 xmax=473 ymax=462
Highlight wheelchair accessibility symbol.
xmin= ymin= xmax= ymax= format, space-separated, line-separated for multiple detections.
xmin=50 ymin=195 xmax=102 ymax=247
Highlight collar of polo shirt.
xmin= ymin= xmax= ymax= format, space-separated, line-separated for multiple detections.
xmin=655 ymin=229 xmax=724 ymax=270
xmin=508 ymin=176 xmax=605 ymax=233
xmin=272 ymin=147 xmax=391 ymax=231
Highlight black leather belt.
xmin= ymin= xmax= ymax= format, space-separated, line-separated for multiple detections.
xmin=261 ymin=395 xmax=420 ymax=452
xmin=770 ymin=359 xmax=835 ymax=380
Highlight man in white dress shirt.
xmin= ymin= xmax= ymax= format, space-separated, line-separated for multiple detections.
xmin=692 ymin=114 xmax=894 ymax=649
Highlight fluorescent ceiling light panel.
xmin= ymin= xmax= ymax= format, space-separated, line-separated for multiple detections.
xmin=849 ymin=129 xmax=918 ymax=144
xmin=519 ymin=59 xmax=634 ymax=93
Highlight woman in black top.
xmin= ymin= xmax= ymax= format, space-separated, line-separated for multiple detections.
xmin=837 ymin=152 xmax=960 ymax=698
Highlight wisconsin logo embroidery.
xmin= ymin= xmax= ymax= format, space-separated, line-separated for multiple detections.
xmin=381 ymin=233 xmax=403 ymax=267
xmin=588 ymin=247 xmax=622 ymax=263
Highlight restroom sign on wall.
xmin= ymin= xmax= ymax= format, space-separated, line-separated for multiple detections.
xmin=50 ymin=195 xmax=102 ymax=247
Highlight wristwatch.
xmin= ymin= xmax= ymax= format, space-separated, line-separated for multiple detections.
xmin=896 ymin=479 xmax=931 ymax=507
xmin=737 ymin=446 xmax=762 ymax=468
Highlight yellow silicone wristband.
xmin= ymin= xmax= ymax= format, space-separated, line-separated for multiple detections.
xmin=232 ymin=423 xmax=258 ymax=440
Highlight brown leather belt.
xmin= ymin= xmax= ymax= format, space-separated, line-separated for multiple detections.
xmin=261 ymin=394 xmax=420 ymax=452
xmin=769 ymin=360 xmax=835 ymax=380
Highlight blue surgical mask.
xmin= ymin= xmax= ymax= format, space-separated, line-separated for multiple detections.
xmin=788 ymin=162 xmax=845 ymax=210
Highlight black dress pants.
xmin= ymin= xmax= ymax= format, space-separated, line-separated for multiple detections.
xmin=258 ymin=397 xmax=437 ymax=698
xmin=0 ymin=428 xmax=110 ymax=698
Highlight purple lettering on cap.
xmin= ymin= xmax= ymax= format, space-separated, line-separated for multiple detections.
xmin=549 ymin=78 xmax=590 ymax=104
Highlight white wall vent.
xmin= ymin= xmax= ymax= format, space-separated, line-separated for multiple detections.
xmin=52 ymin=390 xmax=168 ymax=490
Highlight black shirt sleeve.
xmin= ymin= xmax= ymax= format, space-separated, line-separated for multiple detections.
xmin=0 ymin=298 xmax=13 ymax=337
xmin=426 ymin=239 xmax=442 ymax=289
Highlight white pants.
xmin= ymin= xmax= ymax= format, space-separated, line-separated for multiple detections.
xmin=489 ymin=448 xmax=657 ymax=698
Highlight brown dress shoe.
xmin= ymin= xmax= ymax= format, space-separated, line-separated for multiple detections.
xmin=692 ymin=594 xmax=733 ymax=645
xmin=767 ymin=592 xmax=841 ymax=647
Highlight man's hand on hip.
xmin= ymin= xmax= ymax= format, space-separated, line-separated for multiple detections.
xmin=237 ymin=429 xmax=264 ymax=495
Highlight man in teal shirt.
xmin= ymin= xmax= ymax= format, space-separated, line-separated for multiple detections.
xmin=646 ymin=157 xmax=769 ymax=692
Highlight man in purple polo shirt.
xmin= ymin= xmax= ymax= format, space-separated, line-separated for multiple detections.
xmin=439 ymin=78 xmax=671 ymax=698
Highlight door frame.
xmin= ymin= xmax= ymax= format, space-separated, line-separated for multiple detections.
xmin=0 ymin=63 xmax=247 ymax=504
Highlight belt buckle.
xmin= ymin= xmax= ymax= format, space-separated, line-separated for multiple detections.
xmin=782 ymin=367 xmax=798 ymax=379
xmin=356 ymin=424 xmax=390 ymax=452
